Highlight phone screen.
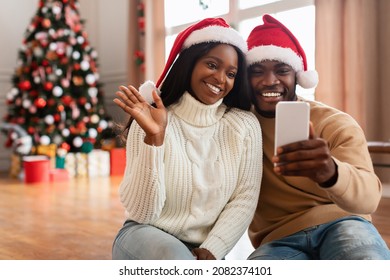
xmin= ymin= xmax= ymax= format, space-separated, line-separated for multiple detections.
xmin=274 ymin=101 xmax=310 ymax=155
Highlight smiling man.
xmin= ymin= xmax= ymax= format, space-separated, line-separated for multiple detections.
xmin=246 ymin=14 xmax=390 ymax=260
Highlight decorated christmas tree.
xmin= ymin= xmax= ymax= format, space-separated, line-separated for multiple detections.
xmin=2 ymin=0 xmax=113 ymax=155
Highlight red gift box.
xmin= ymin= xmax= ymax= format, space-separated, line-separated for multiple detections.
xmin=110 ymin=148 xmax=126 ymax=176
xmin=23 ymin=155 xmax=50 ymax=184
xmin=49 ymin=168 xmax=70 ymax=182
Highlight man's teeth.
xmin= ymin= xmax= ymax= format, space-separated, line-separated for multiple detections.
xmin=262 ymin=92 xmax=281 ymax=97
xmin=206 ymin=83 xmax=221 ymax=94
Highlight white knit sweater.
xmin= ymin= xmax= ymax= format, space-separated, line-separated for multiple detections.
xmin=119 ymin=92 xmax=263 ymax=259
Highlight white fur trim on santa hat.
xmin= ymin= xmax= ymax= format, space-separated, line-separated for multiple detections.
xmin=246 ymin=45 xmax=303 ymax=71
xmin=139 ymin=80 xmax=160 ymax=104
xmin=183 ymin=25 xmax=247 ymax=53
xmin=247 ymin=45 xmax=318 ymax=89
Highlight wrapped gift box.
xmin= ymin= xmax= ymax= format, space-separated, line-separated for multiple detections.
xmin=87 ymin=149 xmax=110 ymax=177
xmin=49 ymin=168 xmax=70 ymax=182
xmin=76 ymin=152 xmax=88 ymax=178
xmin=65 ymin=150 xmax=110 ymax=178
xmin=23 ymin=155 xmax=50 ymax=184
xmin=65 ymin=152 xmax=77 ymax=178
xmin=36 ymin=144 xmax=57 ymax=168
xmin=9 ymin=153 xmax=22 ymax=179
xmin=110 ymin=148 xmax=126 ymax=176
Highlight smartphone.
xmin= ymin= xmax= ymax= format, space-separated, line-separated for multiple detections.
xmin=274 ymin=101 xmax=310 ymax=155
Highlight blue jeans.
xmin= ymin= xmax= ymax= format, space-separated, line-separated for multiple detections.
xmin=248 ymin=216 xmax=390 ymax=260
xmin=112 ymin=220 xmax=197 ymax=260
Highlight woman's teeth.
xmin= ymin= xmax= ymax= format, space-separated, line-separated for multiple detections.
xmin=206 ymin=83 xmax=221 ymax=94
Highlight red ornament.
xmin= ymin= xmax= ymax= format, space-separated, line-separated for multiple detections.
xmin=41 ymin=59 xmax=49 ymax=67
xmin=60 ymin=142 xmax=71 ymax=152
xmin=69 ymin=126 xmax=77 ymax=134
xmin=35 ymin=98 xmax=47 ymax=108
xmin=43 ymin=82 xmax=53 ymax=91
xmin=73 ymin=63 xmax=81 ymax=71
xmin=61 ymin=95 xmax=73 ymax=106
xmin=28 ymin=127 xmax=35 ymax=134
xmin=76 ymin=121 xmax=86 ymax=129
xmin=18 ymin=80 xmax=32 ymax=91
xmin=45 ymin=66 xmax=53 ymax=74
xmin=74 ymin=24 xmax=81 ymax=33
xmin=78 ymin=97 xmax=87 ymax=106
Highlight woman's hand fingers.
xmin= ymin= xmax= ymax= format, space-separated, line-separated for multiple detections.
xmin=114 ymin=85 xmax=150 ymax=113
xmin=152 ymin=90 xmax=164 ymax=109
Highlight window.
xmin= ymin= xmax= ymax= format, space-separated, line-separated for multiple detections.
xmin=164 ymin=0 xmax=315 ymax=99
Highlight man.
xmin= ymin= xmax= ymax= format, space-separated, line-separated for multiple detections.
xmin=246 ymin=14 xmax=390 ymax=260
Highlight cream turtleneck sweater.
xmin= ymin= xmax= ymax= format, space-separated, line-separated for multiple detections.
xmin=119 ymin=92 xmax=263 ymax=259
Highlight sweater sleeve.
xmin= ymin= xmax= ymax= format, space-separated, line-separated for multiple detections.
xmin=317 ymin=113 xmax=382 ymax=214
xmin=200 ymin=113 xmax=263 ymax=259
xmin=118 ymin=121 xmax=166 ymax=223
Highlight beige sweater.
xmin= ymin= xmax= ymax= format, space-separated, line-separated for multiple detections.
xmin=249 ymin=98 xmax=382 ymax=248
xmin=119 ymin=92 xmax=263 ymax=259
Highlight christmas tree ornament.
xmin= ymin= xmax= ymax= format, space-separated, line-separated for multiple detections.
xmin=39 ymin=135 xmax=51 ymax=145
xmin=72 ymin=136 xmax=83 ymax=148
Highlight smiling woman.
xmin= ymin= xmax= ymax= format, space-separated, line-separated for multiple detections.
xmin=111 ymin=17 xmax=263 ymax=260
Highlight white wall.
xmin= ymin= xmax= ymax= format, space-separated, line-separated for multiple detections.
xmin=0 ymin=0 xmax=129 ymax=173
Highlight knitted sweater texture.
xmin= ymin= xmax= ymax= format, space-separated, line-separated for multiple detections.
xmin=249 ymin=97 xmax=382 ymax=248
xmin=119 ymin=92 xmax=263 ymax=259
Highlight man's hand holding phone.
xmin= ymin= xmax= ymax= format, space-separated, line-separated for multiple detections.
xmin=273 ymin=102 xmax=337 ymax=185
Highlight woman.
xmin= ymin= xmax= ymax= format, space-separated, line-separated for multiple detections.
xmin=112 ymin=18 xmax=262 ymax=260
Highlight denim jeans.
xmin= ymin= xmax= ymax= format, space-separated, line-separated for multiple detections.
xmin=112 ymin=220 xmax=197 ymax=260
xmin=248 ymin=216 xmax=390 ymax=260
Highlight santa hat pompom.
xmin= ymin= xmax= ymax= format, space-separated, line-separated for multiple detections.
xmin=297 ymin=70 xmax=318 ymax=89
xmin=139 ymin=80 xmax=159 ymax=104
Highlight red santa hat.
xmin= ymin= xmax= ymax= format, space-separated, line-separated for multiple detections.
xmin=140 ymin=17 xmax=247 ymax=103
xmin=246 ymin=14 xmax=318 ymax=89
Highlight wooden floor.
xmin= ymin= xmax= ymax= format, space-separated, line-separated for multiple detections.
xmin=0 ymin=175 xmax=124 ymax=260
xmin=0 ymin=175 xmax=389 ymax=260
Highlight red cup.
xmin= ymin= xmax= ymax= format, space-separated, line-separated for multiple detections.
xmin=23 ymin=155 xmax=50 ymax=184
